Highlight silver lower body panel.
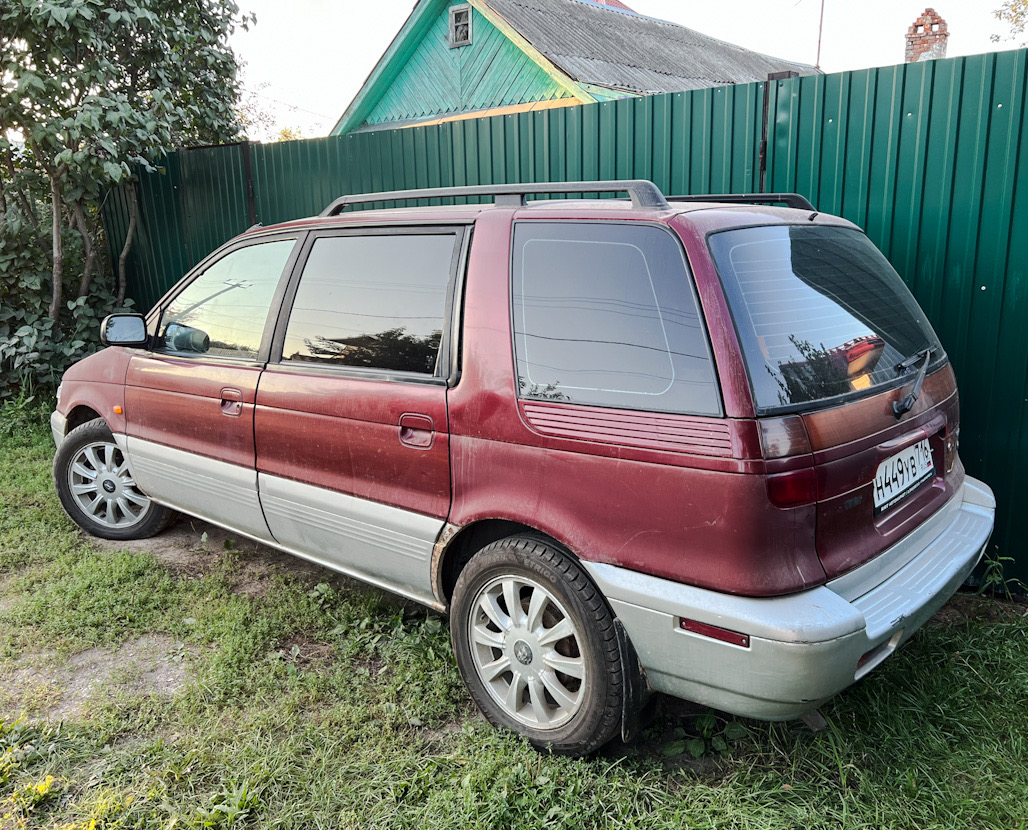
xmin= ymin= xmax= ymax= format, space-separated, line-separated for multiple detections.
xmin=113 ymin=438 xmax=445 ymax=610
xmin=258 ymin=473 xmax=442 ymax=607
xmin=124 ymin=436 xmax=275 ymax=543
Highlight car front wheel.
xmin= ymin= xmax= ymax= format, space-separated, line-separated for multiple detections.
xmin=53 ymin=418 xmax=174 ymax=540
xmin=450 ymin=535 xmax=624 ymax=756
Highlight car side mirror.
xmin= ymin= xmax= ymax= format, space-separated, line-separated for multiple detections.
xmin=101 ymin=313 xmax=148 ymax=347
xmin=165 ymin=323 xmax=211 ymax=353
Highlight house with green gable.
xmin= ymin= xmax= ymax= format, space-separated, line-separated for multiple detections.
xmin=331 ymin=0 xmax=816 ymax=135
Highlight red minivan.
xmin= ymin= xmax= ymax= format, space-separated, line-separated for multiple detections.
xmin=51 ymin=181 xmax=995 ymax=755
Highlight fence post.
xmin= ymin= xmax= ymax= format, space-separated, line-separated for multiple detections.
xmin=241 ymin=142 xmax=257 ymax=226
xmin=761 ymin=70 xmax=799 ymax=193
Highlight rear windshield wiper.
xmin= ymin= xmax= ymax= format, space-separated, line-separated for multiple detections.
xmin=892 ymin=347 xmax=934 ymax=418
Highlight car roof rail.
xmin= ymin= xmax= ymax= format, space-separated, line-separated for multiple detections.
xmin=667 ymin=192 xmax=816 ymax=211
xmin=320 ymin=180 xmax=671 ymax=216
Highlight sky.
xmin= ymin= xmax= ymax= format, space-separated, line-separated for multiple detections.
xmin=231 ymin=0 xmax=1021 ymax=140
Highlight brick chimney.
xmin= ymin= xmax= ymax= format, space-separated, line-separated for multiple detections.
xmin=905 ymin=9 xmax=949 ymax=63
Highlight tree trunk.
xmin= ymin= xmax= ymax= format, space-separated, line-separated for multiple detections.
xmin=48 ymin=173 xmax=64 ymax=321
xmin=117 ymin=181 xmax=138 ymax=306
xmin=72 ymin=201 xmax=97 ymax=298
xmin=4 ymin=154 xmax=38 ymax=228
xmin=0 ymin=156 xmax=9 ymax=215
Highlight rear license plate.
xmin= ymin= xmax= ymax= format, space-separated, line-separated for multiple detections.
xmin=873 ymin=438 xmax=934 ymax=515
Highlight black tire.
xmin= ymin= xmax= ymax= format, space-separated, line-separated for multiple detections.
xmin=450 ymin=535 xmax=623 ymax=756
xmin=53 ymin=418 xmax=175 ymax=541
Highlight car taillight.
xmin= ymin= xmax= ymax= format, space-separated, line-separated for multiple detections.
xmin=759 ymin=416 xmax=811 ymax=460
xmin=766 ymin=468 xmax=818 ymax=508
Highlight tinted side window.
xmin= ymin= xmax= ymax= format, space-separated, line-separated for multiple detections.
xmin=281 ymin=233 xmax=456 ymax=375
xmin=512 ymin=222 xmax=720 ymax=415
xmin=159 ymin=239 xmax=295 ymax=360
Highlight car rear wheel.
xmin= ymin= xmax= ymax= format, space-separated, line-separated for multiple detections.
xmin=53 ymin=418 xmax=174 ymax=540
xmin=450 ymin=535 xmax=623 ymax=756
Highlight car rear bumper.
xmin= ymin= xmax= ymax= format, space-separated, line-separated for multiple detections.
xmin=583 ymin=476 xmax=996 ymax=720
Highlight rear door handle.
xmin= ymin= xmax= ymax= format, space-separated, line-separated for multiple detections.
xmin=220 ymin=387 xmax=243 ymax=417
xmin=399 ymin=413 xmax=434 ymax=449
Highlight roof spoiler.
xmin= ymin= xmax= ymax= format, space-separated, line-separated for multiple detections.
xmin=667 ymin=192 xmax=816 ymax=211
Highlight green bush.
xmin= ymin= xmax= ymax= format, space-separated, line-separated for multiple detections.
xmin=0 ymin=207 xmax=131 ymax=401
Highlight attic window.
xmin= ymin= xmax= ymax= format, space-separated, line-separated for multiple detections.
xmin=449 ymin=4 xmax=471 ymax=48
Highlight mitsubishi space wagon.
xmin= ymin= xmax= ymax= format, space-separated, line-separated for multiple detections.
xmin=51 ymin=180 xmax=996 ymax=755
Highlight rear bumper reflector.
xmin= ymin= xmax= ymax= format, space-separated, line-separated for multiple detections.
xmin=679 ymin=618 xmax=750 ymax=648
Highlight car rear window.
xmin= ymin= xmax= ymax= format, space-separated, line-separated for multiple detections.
xmin=708 ymin=225 xmax=944 ymax=414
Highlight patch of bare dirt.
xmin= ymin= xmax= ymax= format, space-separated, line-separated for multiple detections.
xmin=0 ymin=634 xmax=194 ymax=721
xmin=0 ymin=584 xmax=15 ymax=615
xmin=353 ymin=655 xmax=389 ymax=678
xmin=418 ymin=721 xmax=464 ymax=740
xmin=90 ymin=517 xmax=226 ymax=577
xmin=0 ymin=660 xmax=63 ymax=714
xmin=417 ymin=719 xmax=476 ymax=745
xmin=90 ymin=517 xmax=338 ymax=596
xmin=274 ymin=634 xmax=334 ymax=667
xmin=929 ymin=592 xmax=1028 ymax=626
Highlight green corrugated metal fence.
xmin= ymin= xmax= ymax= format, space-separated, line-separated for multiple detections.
xmin=101 ymin=50 xmax=1028 ymax=583
xmin=764 ymin=52 xmax=1028 ymax=586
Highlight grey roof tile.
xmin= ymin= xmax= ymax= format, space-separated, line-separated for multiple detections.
xmin=485 ymin=0 xmax=817 ymax=92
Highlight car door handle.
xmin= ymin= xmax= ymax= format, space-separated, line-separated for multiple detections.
xmin=220 ymin=387 xmax=243 ymax=417
xmin=399 ymin=413 xmax=434 ymax=449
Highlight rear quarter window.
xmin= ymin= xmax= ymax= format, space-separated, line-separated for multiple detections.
xmin=512 ymin=222 xmax=720 ymax=416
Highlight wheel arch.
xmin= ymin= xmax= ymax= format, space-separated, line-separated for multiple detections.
xmin=434 ymin=519 xmax=565 ymax=608
xmin=65 ymin=405 xmax=103 ymax=433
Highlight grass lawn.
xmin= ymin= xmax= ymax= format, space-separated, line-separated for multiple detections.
xmin=1 ymin=400 xmax=1026 ymax=829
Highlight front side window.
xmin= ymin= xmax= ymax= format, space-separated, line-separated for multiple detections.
xmin=281 ymin=233 xmax=457 ymax=375
xmin=708 ymin=225 xmax=945 ymax=413
xmin=159 ymin=239 xmax=296 ymax=360
xmin=512 ymin=222 xmax=720 ymax=415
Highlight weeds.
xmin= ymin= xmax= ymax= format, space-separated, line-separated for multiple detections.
xmin=193 ymin=782 xmax=262 ymax=828
xmin=977 ymin=549 xmax=1028 ymax=600
xmin=0 ymin=389 xmax=41 ymax=437
xmin=1 ymin=416 xmax=1027 ymax=829
xmin=659 ymin=713 xmax=751 ymax=759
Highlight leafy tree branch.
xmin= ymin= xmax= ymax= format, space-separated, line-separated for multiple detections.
xmin=993 ymin=0 xmax=1028 ymax=46
xmin=0 ymin=0 xmax=254 ymax=398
